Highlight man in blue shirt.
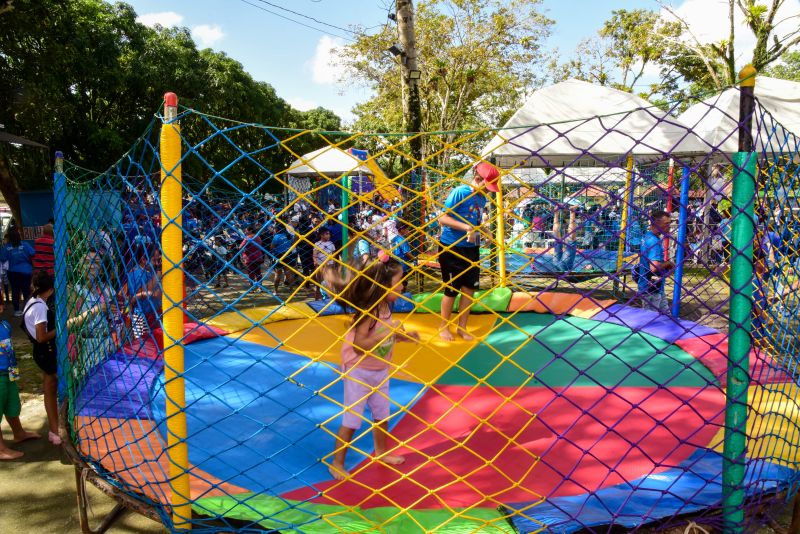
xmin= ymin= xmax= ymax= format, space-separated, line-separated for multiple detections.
xmin=636 ymin=210 xmax=674 ymax=313
xmin=438 ymin=162 xmax=500 ymax=341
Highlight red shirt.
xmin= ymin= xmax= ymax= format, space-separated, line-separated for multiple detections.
xmin=33 ymin=235 xmax=55 ymax=275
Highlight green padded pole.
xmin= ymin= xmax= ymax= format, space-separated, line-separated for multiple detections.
xmin=722 ymin=150 xmax=755 ymax=533
xmin=722 ymin=127 xmax=758 ymax=534
xmin=722 ymin=64 xmax=757 ymax=534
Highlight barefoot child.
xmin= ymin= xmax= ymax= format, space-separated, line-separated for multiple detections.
xmin=0 ymin=303 xmax=40 ymax=459
xmin=324 ymin=250 xmax=420 ymax=480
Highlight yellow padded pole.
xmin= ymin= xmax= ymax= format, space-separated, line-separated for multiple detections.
xmin=160 ymin=92 xmax=191 ymax=530
xmin=616 ymin=154 xmax=635 ymax=273
xmin=495 ymin=184 xmax=507 ymax=287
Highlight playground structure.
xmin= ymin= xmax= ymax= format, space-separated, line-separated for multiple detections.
xmin=55 ymin=70 xmax=800 ymax=533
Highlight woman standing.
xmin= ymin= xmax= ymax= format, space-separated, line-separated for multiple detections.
xmin=21 ymin=270 xmax=59 ymax=444
xmin=0 ymin=229 xmax=34 ymax=317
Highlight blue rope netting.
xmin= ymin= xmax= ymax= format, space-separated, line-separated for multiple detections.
xmin=55 ymin=87 xmax=800 ymax=533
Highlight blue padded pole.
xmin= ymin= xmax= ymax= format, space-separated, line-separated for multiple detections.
xmin=53 ymin=152 xmax=69 ymax=401
xmin=671 ymin=166 xmax=691 ymax=317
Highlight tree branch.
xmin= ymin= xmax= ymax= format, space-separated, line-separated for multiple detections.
xmin=657 ymin=1 xmax=724 ymax=87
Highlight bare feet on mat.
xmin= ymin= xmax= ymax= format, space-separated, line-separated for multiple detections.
xmin=13 ymin=431 xmax=40 ymax=443
xmin=457 ymin=328 xmax=473 ymax=341
xmin=439 ymin=326 xmax=455 ymax=341
xmin=375 ymin=452 xmax=405 ymax=466
xmin=329 ymin=462 xmax=349 ymax=481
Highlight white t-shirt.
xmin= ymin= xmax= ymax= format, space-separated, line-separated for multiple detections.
xmin=313 ymin=240 xmax=336 ymax=266
xmin=383 ymin=218 xmax=398 ymax=244
xmin=23 ymin=297 xmax=48 ymax=338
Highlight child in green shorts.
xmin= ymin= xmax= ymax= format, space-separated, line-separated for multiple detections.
xmin=0 ymin=305 xmax=39 ymax=459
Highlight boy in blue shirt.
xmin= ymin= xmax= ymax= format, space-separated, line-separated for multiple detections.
xmin=0 ymin=305 xmax=40 ymax=459
xmin=270 ymin=222 xmax=296 ymax=293
xmin=636 ymin=210 xmax=674 ymax=313
xmin=438 ymin=162 xmax=501 ymax=341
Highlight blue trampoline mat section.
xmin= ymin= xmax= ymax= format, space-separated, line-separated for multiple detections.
xmin=507 ymin=449 xmax=796 ymax=533
xmin=150 ymin=336 xmax=425 ymax=496
xmin=496 ymin=250 xmax=632 ymax=274
xmin=77 ymin=352 xmax=163 ymax=420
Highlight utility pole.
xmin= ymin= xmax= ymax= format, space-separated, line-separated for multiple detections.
xmin=396 ymin=0 xmax=422 ymax=166
xmin=396 ymin=0 xmax=424 ymax=257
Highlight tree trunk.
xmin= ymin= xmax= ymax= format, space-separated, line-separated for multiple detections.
xmin=0 ymin=155 xmax=22 ymax=224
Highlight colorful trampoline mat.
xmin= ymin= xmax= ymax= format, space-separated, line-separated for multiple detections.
xmin=74 ymin=297 xmax=800 ymax=533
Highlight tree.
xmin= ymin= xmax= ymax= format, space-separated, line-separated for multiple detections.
xmin=0 ymin=0 xmax=341 ymax=219
xmin=765 ymin=50 xmax=800 ymax=81
xmin=341 ymin=0 xmax=553 ymax=166
xmin=659 ymin=0 xmax=800 ymax=91
xmin=551 ymin=9 xmax=691 ymax=103
xmin=554 ymin=1 xmax=800 ymax=109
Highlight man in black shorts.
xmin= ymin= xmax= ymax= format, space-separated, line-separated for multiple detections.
xmin=437 ymin=162 xmax=500 ymax=341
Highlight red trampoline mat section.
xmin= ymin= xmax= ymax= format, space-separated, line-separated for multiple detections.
xmin=284 ymin=385 xmax=725 ymax=509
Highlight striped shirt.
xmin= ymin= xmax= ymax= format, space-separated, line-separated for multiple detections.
xmin=33 ymin=235 xmax=55 ymax=275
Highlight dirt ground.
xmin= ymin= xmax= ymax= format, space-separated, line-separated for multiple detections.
xmin=0 ymin=269 xmax=795 ymax=533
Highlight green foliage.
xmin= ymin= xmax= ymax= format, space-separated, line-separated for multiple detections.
xmin=341 ymin=0 xmax=553 ymax=164
xmin=553 ymin=1 xmax=800 ymax=109
xmin=0 ymin=0 xmax=342 ymax=214
xmin=765 ymin=51 xmax=800 ymax=81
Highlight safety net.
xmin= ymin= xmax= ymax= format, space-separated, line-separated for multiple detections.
xmin=54 ymin=81 xmax=800 ymax=533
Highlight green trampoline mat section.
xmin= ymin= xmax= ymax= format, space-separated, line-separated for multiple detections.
xmin=440 ymin=314 xmax=716 ymax=388
xmin=193 ymin=494 xmax=515 ymax=533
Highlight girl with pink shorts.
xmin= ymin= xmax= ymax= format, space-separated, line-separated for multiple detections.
xmin=323 ymin=250 xmax=420 ymax=480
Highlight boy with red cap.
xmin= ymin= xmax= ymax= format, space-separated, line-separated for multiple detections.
xmin=437 ymin=162 xmax=500 ymax=341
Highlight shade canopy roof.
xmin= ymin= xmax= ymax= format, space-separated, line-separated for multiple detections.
xmin=286 ymin=146 xmax=373 ymax=177
xmin=677 ymin=76 xmax=800 ymax=154
xmin=481 ymin=79 xmax=708 ymax=168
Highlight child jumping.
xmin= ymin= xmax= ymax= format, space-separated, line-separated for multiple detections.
xmin=324 ymin=250 xmax=420 ymax=480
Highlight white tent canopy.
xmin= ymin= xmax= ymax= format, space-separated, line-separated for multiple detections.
xmin=677 ymin=76 xmax=800 ymax=154
xmin=481 ymin=79 xmax=708 ymax=168
xmin=286 ymin=146 xmax=373 ymax=177
xmin=502 ymin=166 xmax=630 ymax=186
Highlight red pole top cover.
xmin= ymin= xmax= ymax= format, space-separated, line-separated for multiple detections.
xmin=164 ymin=92 xmax=178 ymax=108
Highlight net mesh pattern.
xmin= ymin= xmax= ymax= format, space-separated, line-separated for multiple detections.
xmin=54 ymin=88 xmax=800 ymax=533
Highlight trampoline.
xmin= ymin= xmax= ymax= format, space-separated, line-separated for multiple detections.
xmin=501 ymin=249 xmax=635 ymax=283
xmin=71 ymin=292 xmax=797 ymax=533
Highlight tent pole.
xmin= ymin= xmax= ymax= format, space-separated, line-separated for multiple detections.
xmin=615 ymin=154 xmax=635 ymax=296
xmin=671 ymin=165 xmax=691 ymax=317
xmin=665 ymin=158 xmax=675 ymax=259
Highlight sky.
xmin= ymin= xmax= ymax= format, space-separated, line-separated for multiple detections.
xmin=123 ymin=0 xmax=800 ymax=123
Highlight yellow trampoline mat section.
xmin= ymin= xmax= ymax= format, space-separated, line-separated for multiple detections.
xmin=217 ymin=311 xmax=497 ymax=385
xmin=705 ymin=383 xmax=800 ymax=468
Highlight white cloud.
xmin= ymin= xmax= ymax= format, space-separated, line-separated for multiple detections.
xmin=662 ymin=0 xmax=800 ymax=67
xmin=192 ymin=24 xmax=225 ymax=48
xmin=136 ymin=11 xmax=184 ymax=28
xmin=287 ymin=97 xmax=318 ymax=111
xmin=310 ymin=36 xmax=347 ymax=85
